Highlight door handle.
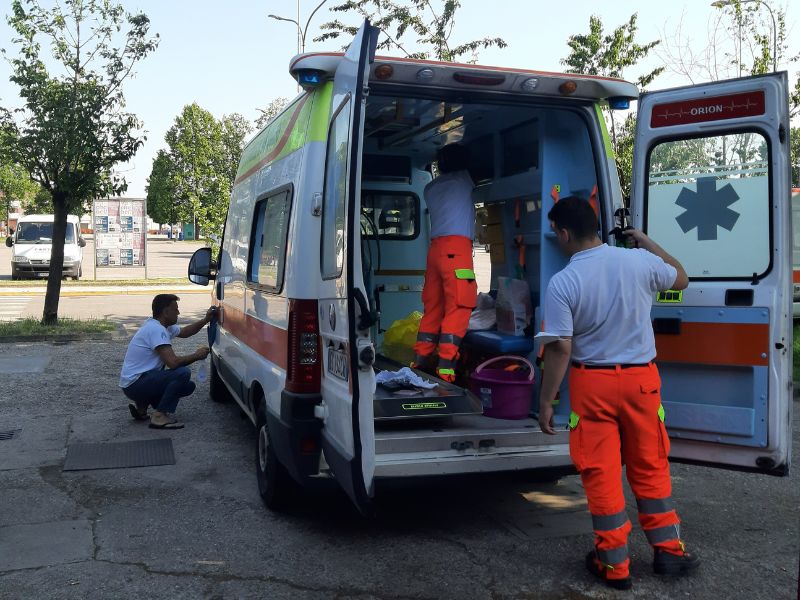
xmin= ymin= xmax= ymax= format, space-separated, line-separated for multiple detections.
xmin=353 ymin=288 xmax=377 ymax=331
xmin=216 ymin=280 xmax=224 ymax=300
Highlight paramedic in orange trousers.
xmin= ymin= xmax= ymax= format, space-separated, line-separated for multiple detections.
xmin=412 ymin=143 xmax=478 ymax=382
xmin=537 ymin=197 xmax=698 ymax=591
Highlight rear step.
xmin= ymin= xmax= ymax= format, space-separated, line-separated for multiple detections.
xmin=373 ymin=355 xmax=483 ymax=421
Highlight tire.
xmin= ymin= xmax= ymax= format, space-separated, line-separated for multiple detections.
xmin=209 ymin=357 xmax=231 ymax=403
xmin=255 ymin=407 xmax=300 ymax=511
xmin=72 ymin=265 xmax=82 ymax=281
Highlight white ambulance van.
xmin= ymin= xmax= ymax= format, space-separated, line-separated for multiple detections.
xmin=6 ymin=214 xmax=86 ymax=280
xmin=188 ymin=22 xmax=793 ymax=514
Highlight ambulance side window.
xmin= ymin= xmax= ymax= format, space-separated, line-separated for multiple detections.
xmin=248 ymin=188 xmax=292 ymax=292
xmin=322 ymin=98 xmax=352 ymax=279
xmin=646 ymin=131 xmax=770 ymax=279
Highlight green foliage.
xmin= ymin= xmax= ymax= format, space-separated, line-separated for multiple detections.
xmin=0 ymin=162 xmax=39 ymax=221
xmin=147 ymin=104 xmax=252 ymax=244
xmin=0 ymin=317 xmax=116 ymax=338
xmin=316 ymin=0 xmax=507 ymax=62
xmin=561 ymin=14 xmax=664 ymax=199
xmin=1 ymin=0 xmax=158 ymax=324
xmin=790 ymin=127 xmax=800 ymax=188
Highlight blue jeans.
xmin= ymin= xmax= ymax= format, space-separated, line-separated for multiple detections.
xmin=122 ymin=366 xmax=196 ymax=414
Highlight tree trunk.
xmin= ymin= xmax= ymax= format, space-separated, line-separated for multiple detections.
xmin=42 ymin=195 xmax=68 ymax=325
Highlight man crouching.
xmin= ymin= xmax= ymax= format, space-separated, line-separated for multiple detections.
xmin=119 ymin=293 xmax=213 ymax=429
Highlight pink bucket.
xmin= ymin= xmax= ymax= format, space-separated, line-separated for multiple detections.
xmin=468 ymin=356 xmax=535 ymax=420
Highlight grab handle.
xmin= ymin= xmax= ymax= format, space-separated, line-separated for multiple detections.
xmin=475 ymin=355 xmax=535 ymax=381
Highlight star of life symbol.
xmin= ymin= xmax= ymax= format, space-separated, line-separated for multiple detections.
xmin=674 ymin=176 xmax=740 ymax=241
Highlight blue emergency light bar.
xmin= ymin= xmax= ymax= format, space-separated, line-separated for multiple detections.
xmin=297 ymin=69 xmax=324 ymax=89
xmin=608 ymin=97 xmax=631 ymax=110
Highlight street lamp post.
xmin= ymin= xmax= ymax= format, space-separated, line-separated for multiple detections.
xmin=711 ymin=0 xmax=777 ymax=72
xmin=268 ymin=0 xmax=328 ymax=55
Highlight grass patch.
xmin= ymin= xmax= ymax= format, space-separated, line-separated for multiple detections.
xmin=0 ymin=317 xmax=117 ymax=337
xmin=0 ymin=277 xmax=186 ymax=287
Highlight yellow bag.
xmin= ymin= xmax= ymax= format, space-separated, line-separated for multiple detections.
xmin=382 ymin=311 xmax=423 ymax=364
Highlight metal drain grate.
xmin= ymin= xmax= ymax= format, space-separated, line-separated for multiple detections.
xmin=0 ymin=429 xmax=21 ymax=441
xmin=63 ymin=438 xmax=175 ymax=471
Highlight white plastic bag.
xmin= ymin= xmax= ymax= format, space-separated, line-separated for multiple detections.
xmin=495 ymin=277 xmax=532 ymax=336
xmin=468 ymin=292 xmax=496 ymax=330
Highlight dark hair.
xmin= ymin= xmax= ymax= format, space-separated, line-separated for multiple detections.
xmin=437 ymin=143 xmax=469 ymax=174
xmin=152 ymin=294 xmax=180 ymax=318
xmin=547 ymin=196 xmax=598 ymax=241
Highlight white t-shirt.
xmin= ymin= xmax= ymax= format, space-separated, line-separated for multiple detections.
xmin=119 ymin=318 xmax=181 ymax=388
xmin=425 ymin=170 xmax=475 ymax=240
xmin=543 ymin=244 xmax=677 ymax=364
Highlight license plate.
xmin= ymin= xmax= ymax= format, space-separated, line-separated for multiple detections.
xmin=327 ymin=347 xmax=349 ymax=381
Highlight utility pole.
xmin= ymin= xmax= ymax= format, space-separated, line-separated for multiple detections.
xmin=711 ymin=0 xmax=778 ymax=72
xmin=268 ymin=0 xmax=328 ymax=55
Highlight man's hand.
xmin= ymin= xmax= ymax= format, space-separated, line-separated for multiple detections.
xmin=538 ymin=400 xmax=557 ymax=435
xmin=194 ymin=346 xmax=210 ymax=360
xmin=204 ymin=306 xmax=217 ymax=323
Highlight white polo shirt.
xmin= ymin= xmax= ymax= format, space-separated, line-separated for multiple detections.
xmin=425 ymin=170 xmax=475 ymax=240
xmin=543 ymin=244 xmax=677 ymax=364
xmin=119 ymin=318 xmax=180 ymax=388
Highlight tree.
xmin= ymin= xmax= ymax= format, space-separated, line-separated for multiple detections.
xmin=148 ymin=104 xmax=251 ymax=243
xmin=316 ymin=0 xmax=507 ymax=62
xmin=255 ymin=97 xmax=288 ymax=130
xmin=0 ymin=163 xmax=38 ymax=226
xmin=561 ymin=14 xmax=665 ymax=198
xmin=657 ymin=1 xmax=799 ymax=185
xmin=1 ymin=0 xmax=158 ymax=324
xmin=145 ymin=150 xmax=181 ymax=228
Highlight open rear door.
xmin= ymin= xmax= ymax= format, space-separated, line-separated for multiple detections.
xmin=632 ymin=73 xmax=792 ymax=475
xmin=318 ymin=20 xmax=380 ymax=513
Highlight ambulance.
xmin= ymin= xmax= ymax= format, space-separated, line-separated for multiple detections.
xmin=188 ymin=21 xmax=793 ymax=514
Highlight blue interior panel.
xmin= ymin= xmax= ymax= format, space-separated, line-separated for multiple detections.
xmin=658 ymin=363 xmax=767 ymax=447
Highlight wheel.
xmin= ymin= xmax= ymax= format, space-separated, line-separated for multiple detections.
xmin=255 ymin=407 xmax=300 ymax=511
xmin=72 ymin=265 xmax=82 ymax=281
xmin=209 ymin=357 xmax=231 ymax=403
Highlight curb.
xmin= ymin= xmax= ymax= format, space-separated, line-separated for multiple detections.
xmin=0 ymin=331 xmax=123 ymax=344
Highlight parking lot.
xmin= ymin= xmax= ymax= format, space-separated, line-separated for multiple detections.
xmin=0 ymin=333 xmax=798 ymax=599
xmin=0 ymin=238 xmax=206 ymax=281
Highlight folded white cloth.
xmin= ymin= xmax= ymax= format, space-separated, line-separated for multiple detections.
xmin=375 ymin=367 xmax=438 ymax=390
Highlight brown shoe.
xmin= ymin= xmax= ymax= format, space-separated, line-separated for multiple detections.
xmin=128 ymin=401 xmax=149 ymax=421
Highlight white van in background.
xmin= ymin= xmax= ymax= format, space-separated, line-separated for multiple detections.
xmin=188 ymin=21 xmax=793 ymax=515
xmin=6 ymin=214 xmax=86 ymax=280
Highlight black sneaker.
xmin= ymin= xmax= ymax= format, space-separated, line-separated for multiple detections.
xmin=653 ymin=548 xmax=700 ymax=576
xmin=128 ymin=401 xmax=149 ymax=421
xmin=585 ymin=550 xmax=632 ymax=591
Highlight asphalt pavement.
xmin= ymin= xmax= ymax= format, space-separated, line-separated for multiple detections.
xmin=0 ymin=333 xmax=798 ymax=599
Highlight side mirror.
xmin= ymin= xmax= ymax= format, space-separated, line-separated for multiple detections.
xmin=188 ymin=247 xmax=216 ymax=286
xmin=78 ymin=237 xmax=86 ymax=248
xmin=4 ymin=237 xmax=12 ymax=248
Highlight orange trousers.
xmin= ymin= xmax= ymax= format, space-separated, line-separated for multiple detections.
xmin=568 ymin=362 xmax=684 ymax=580
xmin=414 ymin=236 xmax=477 ymax=378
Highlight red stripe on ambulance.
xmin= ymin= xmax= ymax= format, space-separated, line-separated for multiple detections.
xmin=650 ymin=91 xmax=765 ymax=128
xmin=221 ymin=304 xmax=288 ymax=370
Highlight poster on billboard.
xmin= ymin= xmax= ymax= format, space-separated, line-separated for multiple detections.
xmin=92 ymin=198 xmax=147 ymax=270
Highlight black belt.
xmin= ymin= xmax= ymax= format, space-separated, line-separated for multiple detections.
xmin=572 ymin=361 xmax=652 ymax=370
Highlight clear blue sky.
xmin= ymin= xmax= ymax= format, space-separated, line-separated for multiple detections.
xmin=0 ymin=0 xmax=796 ymax=198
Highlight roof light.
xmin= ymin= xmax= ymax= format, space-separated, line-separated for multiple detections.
xmin=296 ymin=69 xmax=324 ymax=89
xmin=608 ymin=96 xmax=631 ymax=110
xmin=559 ymin=81 xmax=578 ymax=95
xmin=520 ymin=78 xmax=539 ymax=92
xmin=374 ymin=64 xmax=394 ymax=80
xmin=453 ymin=72 xmax=505 ymax=86
xmin=416 ymin=68 xmax=435 ymax=82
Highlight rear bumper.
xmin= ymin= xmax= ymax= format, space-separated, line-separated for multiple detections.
xmin=266 ymin=390 xmax=323 ymax=483
xmin=374 ymin=443 xmax=573 ymax=478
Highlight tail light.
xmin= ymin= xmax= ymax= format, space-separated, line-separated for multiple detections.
xmin=286 ymin=299 xmax=321 ymax=394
